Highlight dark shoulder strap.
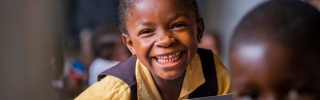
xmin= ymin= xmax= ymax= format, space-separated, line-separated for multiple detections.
xmin=189 ymin=48 xmax=218 ymax=98
xmin=98 ymin=56 xmax=138 ymax=100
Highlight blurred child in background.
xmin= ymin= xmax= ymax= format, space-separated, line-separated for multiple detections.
xmin=89 ymin=24 xmax=130 ymax=85
xmin=198 ymin=31 xmax=221 ymax=56
xmin=307 ymin=0 xmax=320 ymax=11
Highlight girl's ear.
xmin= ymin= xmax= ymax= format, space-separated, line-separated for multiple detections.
xmin=122 ymin=34 xmax=136 ymax=56
xmin=196 ymin=18 xmax=205 ymax=43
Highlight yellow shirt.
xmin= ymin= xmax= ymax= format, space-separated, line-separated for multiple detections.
xmin=76 ymin=53 xmax=231 ymax=100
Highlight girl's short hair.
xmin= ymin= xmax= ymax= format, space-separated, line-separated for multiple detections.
xmin=118 ymin=0 xmax=201 ymax=34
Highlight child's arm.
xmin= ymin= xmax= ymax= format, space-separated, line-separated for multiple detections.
xmin=75 ymin=76 xmax=131 ymax=100
xmin=214 ymin=55 xmax=232 ymax=95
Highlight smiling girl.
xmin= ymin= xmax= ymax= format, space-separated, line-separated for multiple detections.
xmin=76 ymin=0 xmax=231 ymax=99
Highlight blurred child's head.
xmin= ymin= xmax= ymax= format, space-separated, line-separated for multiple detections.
xmin=198 ymin=31 xmax=221 ymax=56
xmin=91 ymin=24 xmax=130 ymax=61
xmin=119 ymin=0 xmax=204 ymax=80
xmin=230 ymin=1 xmax=320 ymax=99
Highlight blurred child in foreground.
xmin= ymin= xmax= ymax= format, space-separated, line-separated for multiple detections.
xmin=230 ymin=1 xmax=320 ymax=99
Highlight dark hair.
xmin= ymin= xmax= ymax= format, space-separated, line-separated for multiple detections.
xmin=231 ymin=1 xmax=320 ymax=73
xmin=119 ymin=0 xmax=201 ymax=34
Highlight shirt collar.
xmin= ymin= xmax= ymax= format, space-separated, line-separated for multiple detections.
xmin=135 ymin=53 xmax=205 ymax=100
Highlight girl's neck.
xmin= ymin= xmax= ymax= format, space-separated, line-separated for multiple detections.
xmin=151 ymin=71 xmax=186 ymax=100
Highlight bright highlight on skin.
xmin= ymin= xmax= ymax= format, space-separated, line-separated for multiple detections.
xmin=238 ymin=45 xmax=265 ymax=62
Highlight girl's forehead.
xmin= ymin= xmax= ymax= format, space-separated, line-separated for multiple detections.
xmin=129 ymin=0 xmax=192 ymax=14
xmin=125 ymin=0 xmax=196 ymax=26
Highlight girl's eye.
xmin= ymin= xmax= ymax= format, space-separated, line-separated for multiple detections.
xmin=139 ymin=29 xmax=154 ymax=35
xmin=171 ymin=22 xmax=187 ymax=30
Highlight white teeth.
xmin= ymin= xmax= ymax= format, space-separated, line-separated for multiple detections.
xmin=156 ymin=52 xmax=180 ymax=59
xmin=155 ymin=52 xmax=181 ymax=63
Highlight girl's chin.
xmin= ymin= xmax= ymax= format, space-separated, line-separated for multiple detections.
xmin=157 ymin=71 xmax=185 ymax=80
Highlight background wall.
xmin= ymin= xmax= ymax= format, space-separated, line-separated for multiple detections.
xmin=0 ymin=0 xmax=65 ymax=99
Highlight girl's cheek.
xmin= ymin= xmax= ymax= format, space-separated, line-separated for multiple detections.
xmin=145 ymin=37 xmax=157 ymax=44
xmin=139 ymin=38 xmax=154 ymax=48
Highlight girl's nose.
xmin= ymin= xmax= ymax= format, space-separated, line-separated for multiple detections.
xmin=155 ymin=34 xmax=176 ymax=48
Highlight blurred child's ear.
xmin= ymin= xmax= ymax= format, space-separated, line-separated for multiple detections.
xmin=196 ymin=18 xmax=204 ymax=43
xmin=122 ymin=34 xmax=136 ymax=56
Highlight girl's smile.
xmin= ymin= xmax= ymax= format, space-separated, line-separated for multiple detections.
xmin=151 ymin=51 xmax=185 ymax=70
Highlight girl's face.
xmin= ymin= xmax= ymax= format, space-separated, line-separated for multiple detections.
xmin=122 ymin=0 xmax=203 ymax=80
